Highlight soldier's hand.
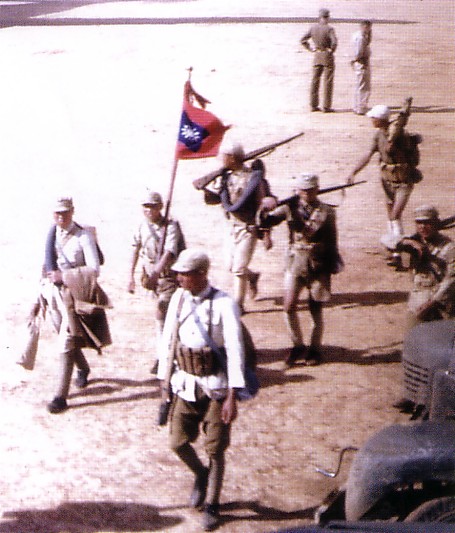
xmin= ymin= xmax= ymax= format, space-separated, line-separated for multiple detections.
xmin=262 ymin=231 xmax=273 ymax=251
xmin=47 ymin=270 xmax=63 ymax=284
xmin=221 ymin=389 xmax=238 ymax=424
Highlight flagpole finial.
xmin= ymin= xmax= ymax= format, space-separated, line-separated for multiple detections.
xmin=186 ymin=66 xmax=193 ymax=80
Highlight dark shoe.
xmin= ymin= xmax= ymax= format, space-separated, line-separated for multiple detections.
xmin=202 ymin=504 xmax=220 ymax=531
xmin=47 ymin=396 xmax=68 ymax=414
xmin=322 ymin=108 xmax=334 ymax=113
xmin=311 ymin=107 xmax=320 ymax=112
xmin=284 ymin=344 xmax=306 ymax=368
xmin=393 ymin=398 xmax=415 ymax=413
xmin=248 ymin=272 xmax=260 ymax=300
xmin=75 ymin=369 xmax=90 ymax=388
xmin=303 ymin=347 xmax=321 ymax=366
xmin=189 ymin=467 xmax=209 ymax=508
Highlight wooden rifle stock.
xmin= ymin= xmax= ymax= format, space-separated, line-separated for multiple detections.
xmin=192 ymin=131 xmax=305 ymax=190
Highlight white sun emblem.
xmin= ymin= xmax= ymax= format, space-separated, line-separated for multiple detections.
xmin=181 ymin=124 xmax=201 ymax=142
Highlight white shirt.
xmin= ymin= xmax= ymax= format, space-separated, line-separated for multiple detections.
xmin=157 ymin=284 xmax=246 ymax=401
xmin=351 ymin=30 xmax=371 ymax=64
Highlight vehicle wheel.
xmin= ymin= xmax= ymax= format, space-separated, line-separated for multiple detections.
xmin=405 ymin=496 xmax=455 ymax=522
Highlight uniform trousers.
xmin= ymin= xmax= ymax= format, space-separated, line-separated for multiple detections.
xmin=311 ymin=63 xmax=334 ymax=111
xmin=353 ymin=62 xmax=370 ymax=114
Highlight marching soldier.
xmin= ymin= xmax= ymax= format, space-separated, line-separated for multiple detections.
xmin=157 ymin=249 xmax=245 ymax=531
xmin=347 ymin=97 xmax=422 ymax=269
xmin=205 ymin=141 xmax=276 ymax=314
xmin=261 ymin=174 xmax=342 ymax=368
xmin=128 ymin=190 xmax=185 ymax=372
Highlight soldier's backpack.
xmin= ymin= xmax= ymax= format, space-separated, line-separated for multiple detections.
xmin=399 ymin=131 xmax=423 ymax=183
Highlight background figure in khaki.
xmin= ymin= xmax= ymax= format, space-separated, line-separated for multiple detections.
xmin=300 ymin=8 xmax=337 ymax=113
xmin=206 ymin=141 xmax=276 ymax=314
xmin=128 ymin=190 xmax=185 ymax=372
xmin=261 ymin=174 xmax=341 ymax=368
xmin=347 ymin=98 xmax=421 ymax=269
xmin=397 ymin=205 xmax=455 ymax=333
xmin=350 ymin=20 xmax=372 ymax=115
xmin=157 ymin=249 xmax=245 ymax=531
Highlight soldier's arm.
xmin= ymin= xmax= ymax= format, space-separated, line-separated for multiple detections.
xmin=388 ymin=97 xmax=412 ymax=144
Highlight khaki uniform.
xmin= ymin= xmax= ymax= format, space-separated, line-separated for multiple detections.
xmin=132 ymin=218 xmax=182 ymax=316
xmin=216 ymin=162 xmax=272 ymax=308
xmin=301 ymin=22 xmax=338 ymax=111
xmin=398 ymin=233 xmax=455 ymax=331
xmin=265 ymin=198 xmax=340 ymax=349
xmin=351 ymin=28 xmax=371 ymax=114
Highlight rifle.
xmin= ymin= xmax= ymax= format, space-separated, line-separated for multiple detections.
xmin=439 ymin=215 xmax=455 ymax=231
xmin=276 ymin=180 xmax=367 ymax=206
xmin=192 ymin=131 xmax=305 ymax=190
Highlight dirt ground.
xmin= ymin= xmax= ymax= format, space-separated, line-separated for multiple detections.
xmin=1 ymin=1 xmax=454 ymax=532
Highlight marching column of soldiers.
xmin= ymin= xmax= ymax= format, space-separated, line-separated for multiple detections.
xmin=17 ymin=6 xmax=454 ymax=532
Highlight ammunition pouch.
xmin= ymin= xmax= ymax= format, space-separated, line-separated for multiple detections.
xmin=380 ymin=162 xmax=413 ymax=184
xmin=176 ymin=343 xmax=219 ymax=377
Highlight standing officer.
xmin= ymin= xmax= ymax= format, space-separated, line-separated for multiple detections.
xmin=42 ymin=197 xmax=110 ymax=413
xmin=301 ymin=8 xmax=338 ymax=113
xmin=350 ymin=20 xmax=372 ymax=115
xmin=261 ymin=174 xmax=341 ymax=368
xmin=397 ymin=205 xmax=455 ymax=332
xmin=346 ymin=98 xmax=421 ymax=268
xmin=157 ymin=249 xmax=245 ymax=531
xmin=206 ymin=141 xmax=276 ymax=314
xmin=128 ymin=190 xmax=185 ymax=372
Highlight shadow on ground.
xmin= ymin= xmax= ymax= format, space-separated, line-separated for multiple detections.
xmin=0 ymin=501 xmax=182 ymax=533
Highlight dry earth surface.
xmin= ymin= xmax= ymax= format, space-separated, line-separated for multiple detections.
xmin=0 ymin=1 xmax=454 ymax=532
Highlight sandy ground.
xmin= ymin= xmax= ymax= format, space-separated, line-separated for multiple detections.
xmin=1 ymin=1 xmax=454 ymax=532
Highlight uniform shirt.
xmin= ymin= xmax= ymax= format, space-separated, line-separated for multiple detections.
xmin=351 ymin=29 xmax=371 ymax=64
xmin=132 ymin=218 xmax=181 ymax=273
xmin=55 ymin=222 xmax=100 ymax=275
xmin=301 ymin=22 xmax=337 ymax=65
xmin=399 ymin=233 xmax=455 ymax=313
xmin=157 ymin=285 xmax=246 ymax=401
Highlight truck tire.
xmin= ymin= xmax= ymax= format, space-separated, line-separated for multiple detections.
xmin=404 ymin=496 xmax=455 ymax=522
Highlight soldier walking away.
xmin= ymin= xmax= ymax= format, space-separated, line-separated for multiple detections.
xmin=346 ymin=97 xmax=422 ymax=269
xmin=350 ymin=20 xmax=372 ymax=115
xmin=204 ymin=140 xmax=276 ymax=314
xmin=261 ymin=174 xmax=342 ymax=368
xmin=157 ymin=249 xmax=246 ymax=531
xmin=397 ymin=205 xmax=455 ymax=333
xmin=128 ymin=190 xmax=185 ymax=373
xmin=38 ymin=197 xmax=111 ymax=414
xmin=301 ymin=8 xmax=338 ymax=113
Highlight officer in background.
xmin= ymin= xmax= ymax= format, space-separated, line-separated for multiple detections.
xmin=206 ymin=141 xmax=276 ymax=314
xmin=261 ymin=174 xmax=341 ymax=368
xmin=347 ymin=98 xmax=420 ymax=269
xmin=397 ymin=205 xmax=455 ymax=332
xmin=350 ymin=20 xmax=372 ymax=115
xmin=301 ymin=8 xmax=338 ymax=113
xmin=157 ymin=249 xmax=245 ymax=531
xmin=128 ymin=190 xmax=185 ymax=372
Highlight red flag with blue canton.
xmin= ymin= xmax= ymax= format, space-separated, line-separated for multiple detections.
xmin=176 ymin=81 xmax=229 ymax=160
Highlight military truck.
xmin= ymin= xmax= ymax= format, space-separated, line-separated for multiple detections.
xmin=315 ymin=319 xmax=455 ymax=525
